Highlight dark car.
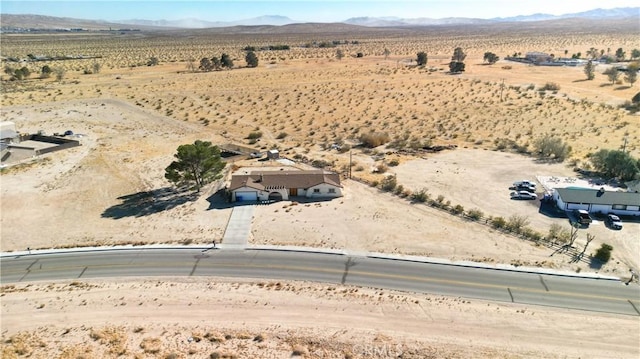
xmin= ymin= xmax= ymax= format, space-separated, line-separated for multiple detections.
xmin=572 ymin=209 xmax=593 ymax=225
xmin=605 ymin=214 xmax=623 ymax=230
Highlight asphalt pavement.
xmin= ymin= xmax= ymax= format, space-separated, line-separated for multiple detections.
xmin=2 ymin=248 xmax=638 ymax=316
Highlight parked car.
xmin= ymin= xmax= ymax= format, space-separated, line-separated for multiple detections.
xmin=513 ymin=180 xmax=536 ymax=189
xmin=605 ymin=214 xmax=623 ymax=230
xmin=514 ymin=184 xmax=536 ymax=193
xmin=510 ymin=191 xmax=537 ymax=200
xmin=572 ymin=209 xmax=593 ymax=225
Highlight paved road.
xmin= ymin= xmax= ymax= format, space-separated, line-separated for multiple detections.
xmin=1 ymin=249 xmax=639 ymax=316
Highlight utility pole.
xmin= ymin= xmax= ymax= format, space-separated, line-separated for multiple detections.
xmin=499 ymin=78 xmax=505 ymax=102
xmin=622 ymin=136 xmax=628 ymax=153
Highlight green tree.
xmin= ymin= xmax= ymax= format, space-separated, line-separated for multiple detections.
xmin=452 ymin=47 xmax=466 ymax=62
xmin=416 ymin=51 xmax=428 ymax=66
xmin=483 ymin=52 xmax=499 ymax=64
xmin=13 ymin=66 xmax=30 ymax=80
xmin=147 ymin=57 xmax=159 ymax=66
xmin=199 ymin=57 xmax=213 ymax=72
xmin=625 ymin=62 xmax=638 ymax=87
xmin=383 ymin=48 xmax=391 ymax=59
xmin=603 ymin=67 xmax=620 ymax=84
xmin=164 ymin=140 xmax=226 ymax=192
xmin=336 ymin=49 xmax=344 ymax=61
xmin=615 ymin=48 xmax=625 ymax=61
xmin=589 ymin=149 xmax=639 ymax=181
xmin=40 ymin=65 xmax=52 ymax=78
xmin=245 ymin=51 xmax=259 ymax=67
xmin=586 ymin=47 xmax=599 ymax=59
xmin=211 ymin=57 xmax=221 ymax=70
xmin=583 ymin=60 xmax=595 ymax=80
xmin=631 ymin=49 xmax=640 ymax=60
xmin=533 ymin=134 xmax=571 ymax=161
xmin=449 ymin=47 xmax=466 ymax=73
xmin=220 ymin=53 xmax=233 ymax=69
xmin=593 ymin=243 xmax=613 ymax=264
xmin=92 ymin=62 xmax=101 ymax=74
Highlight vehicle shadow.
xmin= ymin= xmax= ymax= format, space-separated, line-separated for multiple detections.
xmin=102 ymin=187 xmax=197 ymax=219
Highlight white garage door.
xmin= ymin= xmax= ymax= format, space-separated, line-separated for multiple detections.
xmin=235 ymin=191 xmax=257 ymax=201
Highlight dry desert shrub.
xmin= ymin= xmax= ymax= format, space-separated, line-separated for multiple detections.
xmin=89 ymin=326 xmax=128 ymax=356
xmin=139 ymin=337 xmax=162 ymax=354
xmin=57 ymin=344 xmax=94 ymax=359
xmin=1 ymin=332 xmax=46 ymax=357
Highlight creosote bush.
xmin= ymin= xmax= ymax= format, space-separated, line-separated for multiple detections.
xmin=594 ymin=243 xmax=613 ymax=263
xmin=466 ymin=208 xmax=483 ymax=221
xmin=410 ymin=188 xmax=429 ymax=202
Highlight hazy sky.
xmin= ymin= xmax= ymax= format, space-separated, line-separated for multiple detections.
xmin=1 ymin=0 xmax=638 ymax=22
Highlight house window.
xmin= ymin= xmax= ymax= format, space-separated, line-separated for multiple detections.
xmin=328 ymin=188 xmax=336 ymax=193
xmin=612 ymin=204 xmax=627 ymax=210
xmin=313 ymin=188 xmax=320 ymax=193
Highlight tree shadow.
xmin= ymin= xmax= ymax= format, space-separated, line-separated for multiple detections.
xmin=599 ymin=83 xmax=614 ymax=87
xmin=572 ymin=79 xmax=590 ymax=83
xmin=102 ymin=187 xmax=197 ymax=219
xmin=614 ymin=85 xmax=631 ymax=91
xmin=206 ymin=188 xmax=235 ymax=210
xmin=589 ymin=257 xmax=604 ymax=270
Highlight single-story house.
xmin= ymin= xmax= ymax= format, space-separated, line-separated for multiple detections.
xmin=552 ymin=187 xmax=640 ymax=216
xmin=229 ymin=170 xmax=343 ymax=202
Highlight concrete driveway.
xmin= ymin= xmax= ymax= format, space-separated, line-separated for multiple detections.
xmin=222 ymin=205 xmax=255 ymax=247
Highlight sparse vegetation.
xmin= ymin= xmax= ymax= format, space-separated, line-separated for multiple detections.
xmin=533 ymin=134 xmax=571 ymax=161
xmin=593 ymin=243 xmax=613 ymax=263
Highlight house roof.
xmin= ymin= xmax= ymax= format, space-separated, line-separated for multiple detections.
xmin=556 ymin=188 xmax=640 ymax=206
xmin=229 ymin=170 xmax=342 ymax=191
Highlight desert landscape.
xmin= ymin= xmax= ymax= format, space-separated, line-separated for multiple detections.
xmin=1 ymin=14 xmax=640 ymax=358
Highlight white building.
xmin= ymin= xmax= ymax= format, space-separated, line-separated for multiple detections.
xmin=229 ymin=170 xmax=343 ymax=202
xmin=553 ymin=187 xmax=640 ymax=216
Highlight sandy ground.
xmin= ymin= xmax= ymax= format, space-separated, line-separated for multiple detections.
xmin=1 ymin=95 xmax=638 ymax=359
xmin=2 ymin=278 xmax=638 ymax=359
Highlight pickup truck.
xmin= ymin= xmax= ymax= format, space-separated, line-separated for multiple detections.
xmin=572 ymin=209 xmax=593 ymax=225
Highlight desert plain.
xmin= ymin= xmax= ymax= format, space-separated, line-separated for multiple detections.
xmin=1 ymin=17 xmax=640 ymax=358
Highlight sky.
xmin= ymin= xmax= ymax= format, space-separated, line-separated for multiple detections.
xmin=1 ymin=0 xmax=638 ymax=22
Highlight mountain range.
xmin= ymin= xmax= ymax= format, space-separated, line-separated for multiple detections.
xmin=344 ymin=7 xmax=639 ymax=27
xmin=1 ymin=7 xmax=637 ymax=30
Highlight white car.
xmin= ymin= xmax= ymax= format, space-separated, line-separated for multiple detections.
xmin=510 ymin=191 xmax=537 ymax=200
xmin=513 ymin=180 xmax=536 ymax=188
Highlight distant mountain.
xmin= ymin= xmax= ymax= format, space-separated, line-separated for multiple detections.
xmin=118 ymin=15 xmax=297 ymax=28
xmin=1 ymin=7 xmax=637 ymax=31
xmin=493 ymin=7 xmax=639 ymax=22
xmin=345 ymin=16 xmax=491 ymax=26
xmin=345 ymin=7 xmax=639 ymax=26
xmin=0 ymin=14 xmax=140 ymax=30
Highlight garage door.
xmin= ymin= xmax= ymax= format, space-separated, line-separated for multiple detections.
xmin=235 ymin=191 xmax=257 ymax=201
